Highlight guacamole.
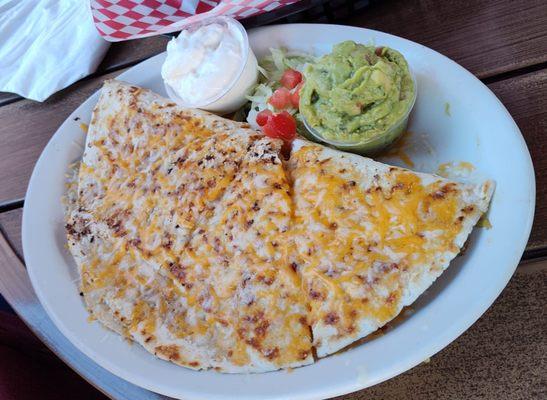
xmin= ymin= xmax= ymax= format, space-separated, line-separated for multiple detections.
xmin=299 ymin=41 xmax=415 ymax=144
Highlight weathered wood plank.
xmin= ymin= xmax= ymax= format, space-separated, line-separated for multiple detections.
xmin=488 ymin=70 xmax=547 ymax=251
xmin=346 ymin=0 xmax=547 ymax=79
xmin=0 ymin=209 xmax=22 ymax=261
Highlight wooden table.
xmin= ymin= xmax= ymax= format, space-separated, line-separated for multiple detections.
xmin=0 ymin=1 xmax=545 ymax=399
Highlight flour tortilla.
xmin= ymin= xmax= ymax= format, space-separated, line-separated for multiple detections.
xmin=288 ymin=139 xmax=494 ymax=357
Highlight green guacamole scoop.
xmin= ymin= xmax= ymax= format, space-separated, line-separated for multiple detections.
xmin=299 ymin=41 xmax=416 ymax=155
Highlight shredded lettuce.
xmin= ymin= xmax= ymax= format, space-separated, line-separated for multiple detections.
xmin=245 ymin=48 xmax=315 ymax=130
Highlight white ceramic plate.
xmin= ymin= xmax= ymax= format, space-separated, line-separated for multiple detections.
xmin=23 ymin=24 xmax=535 ymax=400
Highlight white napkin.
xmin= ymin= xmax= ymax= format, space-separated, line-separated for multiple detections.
xmin=0 ymin=0 xmax=110 ymax=102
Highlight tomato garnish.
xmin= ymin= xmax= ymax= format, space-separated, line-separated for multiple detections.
xmin=256 ymin=109 xmax=273 ymax=126
xmin=280 ymin=69 xmax=302 ymax=90
xmin=268 ymin=87 xmax=292 ymax=110
xmin=262 ymin=111 xmax=297 ymax=142
xmin=290 ymin=82 xmax=303 ymax=109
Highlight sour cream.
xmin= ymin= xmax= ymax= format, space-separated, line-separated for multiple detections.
xmin=161 ymin=17 xmax=257 ymax=113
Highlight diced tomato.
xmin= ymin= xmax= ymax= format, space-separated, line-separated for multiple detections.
xmin=280 ymin=69 xmax=302 ymax=90
xmin=268 ymin=87 xmax=292 ymax=110
xmin=262 ymin=111 xmax=297 ymax=142
xmin=256 ymin=109 xmax=273 ymax=126
xmin=290 ymin=82 xmax=303 ymax=109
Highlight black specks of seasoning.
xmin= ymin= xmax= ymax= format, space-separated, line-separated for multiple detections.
xmin=349 ymin=180 xmax=356 ymax=187
xmin=205 ymin=154 xmax=214 ymax=161
xmin=251 ymin=201 xmax=260 ymax=211
xmin=324 ymin=312 xmax=340 ymax=325
xmin=462 ymin=205 xmax=475 ymax=214
xmin=175 ymin=224 xmax=180 ymax=228
xmin=79 ymin=292 xmax=84 ymax=297
xmin=290 ymin=262 xmax=298 ymax=272
xmin=167 ymin=167 xmax=173 ymax=174
xmin=175 ymin=156 xmax=186 ymax=166
xmin=73 ymin=116 xmax=80 ymax=121
xmin=309 ymin=289 xmax=324 ymax=300
xmin=246 ymin=219 xmax=254 ymax=228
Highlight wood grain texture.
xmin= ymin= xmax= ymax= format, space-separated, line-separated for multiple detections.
xmin=346 ymin=0 xmax=547 ymax=79
xmin=488 ymin=70 xmax=547 ymax=251
xmin=0 ymin=36 xmax=169 ymax=107
xmin=0 ymin=209 xmax=22 ymax=261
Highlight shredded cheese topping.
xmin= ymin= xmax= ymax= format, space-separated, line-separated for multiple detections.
xmin=66 ymin=81 xmax=492 ymax=370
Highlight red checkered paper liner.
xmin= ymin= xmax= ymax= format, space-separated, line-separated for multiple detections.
xmin=91 ymin=0 xmax=300 ymax=41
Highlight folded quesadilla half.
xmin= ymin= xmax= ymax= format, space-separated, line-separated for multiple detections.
xmin=66 ymin=80 xmax=312 ymax=371
xmin=288 ymin=139 xmax=494 ymax=357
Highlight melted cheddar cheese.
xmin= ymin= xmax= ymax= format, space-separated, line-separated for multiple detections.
xmin=66 ymin=81 xmax=312 ymax=372
xmin=66 ymin=81 xmax=492 ymax=370
xmin=288 ymin=142 xmax=488 ymax=355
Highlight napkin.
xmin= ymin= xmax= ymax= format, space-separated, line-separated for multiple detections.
xmin=0 ymin=0 xmax=110 ymax=102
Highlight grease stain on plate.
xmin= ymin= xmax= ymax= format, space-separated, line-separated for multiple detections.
xmin=437 ymin=161 xmax=475 ymax=179
xmin=381 ymin=130 xmax=415 ymax=167
xmin=79 ymin=123 xmax=89 ymax=134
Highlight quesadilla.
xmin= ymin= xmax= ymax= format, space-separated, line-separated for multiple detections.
xmin=66 ymin=80 xmax=311 ymax=371
xmin=66 ymin=80 xmax=494 ymax=372
xmin=288 ymin=139 xmax=494 ymax=357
